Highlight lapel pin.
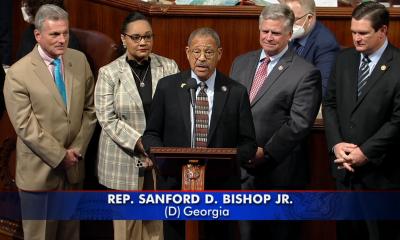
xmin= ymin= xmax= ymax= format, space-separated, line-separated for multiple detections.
xmin=381 ymin=65 xmax=387 ymax=71
xmin=221 ymin=86 xmax=227 ymax=92
xmin=181 ymin=83 xmax=187 ymax=88
xmin=278 ymin=65 xmax=283 ymax=71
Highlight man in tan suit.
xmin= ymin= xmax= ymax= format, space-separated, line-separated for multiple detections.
xmin=4 ymin=4 xmax=96 ymax=240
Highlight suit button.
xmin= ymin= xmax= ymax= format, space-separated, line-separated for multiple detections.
xmin=349 ymin=123 xmax=355 ymax=129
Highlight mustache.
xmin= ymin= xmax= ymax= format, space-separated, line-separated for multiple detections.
xmin=196 ymin=63 xmax=208 ymax=67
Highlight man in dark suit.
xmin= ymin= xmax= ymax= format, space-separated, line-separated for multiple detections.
xmin=143 ymin=27 xmax=257 ymax=240
xmin=323 ymin=2 xmax=400 ymax=239
xmin=230 ymin=4 xmax=322 ymax=240
xmin=283 ymin=0 xmax=339 ymax=96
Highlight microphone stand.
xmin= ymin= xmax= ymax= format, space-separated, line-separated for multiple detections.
xmin=187 ymin=78 xmax=197 ymax=148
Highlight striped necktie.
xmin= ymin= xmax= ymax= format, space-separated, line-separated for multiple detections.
xmin=249 ymin=56 xmax=270 ymax=103
xmin=53 ymin=58 xmax=67 ymax=105
xmin=357 ymin=55 xmax=371 ymax=97
xmin=195 ymin=82 xmax=209 ymax=148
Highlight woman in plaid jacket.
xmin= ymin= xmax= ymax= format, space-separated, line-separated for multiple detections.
xmin=94 ymin=12 xmax=179 ymax=240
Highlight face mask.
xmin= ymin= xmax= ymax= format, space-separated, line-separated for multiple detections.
xmin=21 ymin=6 xmax=32 ymax=23
xmin=291 ymin=24 xmax=305 ymax=40
xmin=291 ymin=14 xmax=311 ymax=40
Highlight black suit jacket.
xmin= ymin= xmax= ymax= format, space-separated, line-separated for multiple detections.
xmin=230 ymin=49 xmax=322 ymax=189
xmin=143 ymin=70 xmax=257 ymax=189
xmin=323 ymin=43 xmax=400 ymax=189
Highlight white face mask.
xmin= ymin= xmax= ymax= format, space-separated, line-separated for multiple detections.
xmin=21 ymin=6 xmax=33 ymax=23
xmin=291 ymin=24 xmax=305 ymax=40
xmin=291 ymin=14 xmax=311 ymax=40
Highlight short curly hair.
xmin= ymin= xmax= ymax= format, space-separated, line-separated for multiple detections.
xmin=22 ymin=0 xmax=65 ymax=18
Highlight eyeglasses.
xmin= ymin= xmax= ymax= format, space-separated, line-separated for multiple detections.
xmin=295 ymin=13 xmax=312 ymax=21
xmin=123 ymin=33 xmax=154 ymax=43
xmin=190 ymin=49 xmax=217 ymax=59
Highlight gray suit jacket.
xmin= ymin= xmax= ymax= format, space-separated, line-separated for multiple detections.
xmin=230 ymin=48 xmax=322 ymax=188
xmin=4 ymin=46 xmax=96 ymax=191
xmin=95 ymin=53 xmax=179 ymax=190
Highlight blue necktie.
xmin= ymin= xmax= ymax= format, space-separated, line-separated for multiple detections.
xmin=53 ymin=58 xmax=67 ymax=105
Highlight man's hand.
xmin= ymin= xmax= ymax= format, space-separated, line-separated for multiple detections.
xmin=333 ymin=142 xmax=357 ymax=172
xmin=61 ymin=149 xmax=81 ymax=169
xmin=333 ymin=142 xmax=357 ymax=159
xmin=246 ymin=147 xmax=266 ymax=168
xmin=345 ymin=147 xmax=368 ymax=167
xmin=333 ymin=144 xmax=368 ymax=172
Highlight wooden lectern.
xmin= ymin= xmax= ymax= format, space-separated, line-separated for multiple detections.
xmin=150 ymin=147 xmax=237 ymax=240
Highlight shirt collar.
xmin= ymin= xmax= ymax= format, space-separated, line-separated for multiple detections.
xmin=125 ymin=56 xmax=151 ymax=69
xmin=364 ymin=38 xmax=388 ymax=64
xmin=295 ymin=33 xmax=310 ymax=47
xmin=259 ymin=45 xmax=288 ymax=63
xmin=191 ymin=70 xmax=216 ymax=92
xmin=38 ymin=45 xmax=62 ymax=66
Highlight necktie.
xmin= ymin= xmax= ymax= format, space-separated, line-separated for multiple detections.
xmin=53 ymin=58 xmax=67 ymax=105
xmin=357 ymin=55 xmax=371 ymax=97
xmin=249 ymin=57 xmax=270 ymax=102
xmin=195 ymin=82 xmax=209 ymax=148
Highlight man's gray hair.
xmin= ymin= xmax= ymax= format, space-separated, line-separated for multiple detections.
xmin=283 ymin=0 xmax=316 ymax=14
xmin=187 ymin=27 xmax=221 ymax=47
xmin=34 ymin=4 xmax=68 ymax=31
xmin=259 ymin=4 xmax=295 ymax=33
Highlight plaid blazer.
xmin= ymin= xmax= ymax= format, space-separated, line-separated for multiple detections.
xmin=95 ymin=53 xmax=179 ymax=190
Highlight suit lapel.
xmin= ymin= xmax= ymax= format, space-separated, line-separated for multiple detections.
xmin=150 ymin=54 xmax=163 ymax=97
xmin=244 ymin=51 xmax=262 ymax=92
xmin=251 ymin=50 xmax=293 ymax=106
xmin=344 ymin=50 xmax=359 ymax=113
xmin=177 ymin=71 xmax=192 ymax=142
xmin=31 ymin=48 xmax=67 ymax=113
xmin=63 ymin=53 xmax=73 ymax=113
xmin=208 ymin=72 xmax=229 ymax=144
xmin=301 ymin=26 xmax=318 ymax=58
xmin=118 ymin=56 xmax=144 ymax=112
xmin=354 ymin=45 xmax=393 ymax=110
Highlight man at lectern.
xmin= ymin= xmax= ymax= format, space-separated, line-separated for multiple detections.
xmin=143 ymin=27 xmax=257 ymax=240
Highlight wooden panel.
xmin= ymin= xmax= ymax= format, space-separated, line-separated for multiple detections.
xmin=9 ymin=1 xmax=399 ymax=239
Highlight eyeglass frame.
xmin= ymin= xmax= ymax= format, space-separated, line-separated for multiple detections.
xmin=189 ymin=48 xmax=220 ymax=59
xmin=123 ymin=33 xmax=154 ymax=43
xmin=294 ymin=13 xmax=313 ymax=22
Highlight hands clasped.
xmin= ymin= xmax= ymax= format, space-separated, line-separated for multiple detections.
xmin=62 ymin=149 xmax=82 ymax=169
xmin=333 ymin=142 xmax=368 ymax=172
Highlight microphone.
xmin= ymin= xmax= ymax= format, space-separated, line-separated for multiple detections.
xmin=186 ymin=78 xmax=197 ymax=107
xmin=185 ymin=78 xmax=198 ymax=148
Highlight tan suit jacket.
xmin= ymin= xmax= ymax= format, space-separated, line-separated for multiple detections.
xmin=4 ymin=46 xmax=96 ymax=191
xmin=95 ymin=53 xmax=179 ymax=190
